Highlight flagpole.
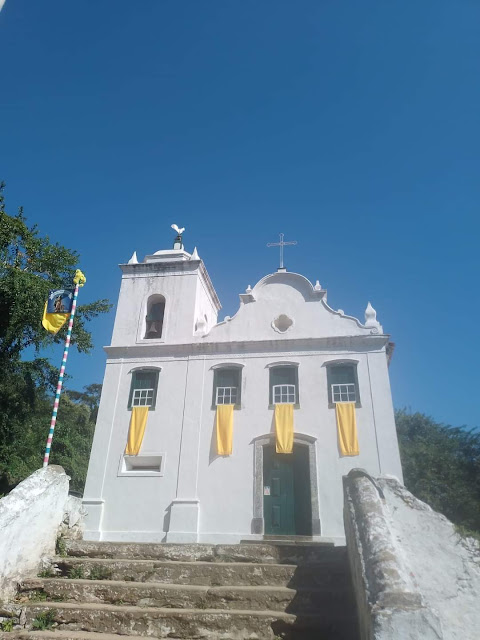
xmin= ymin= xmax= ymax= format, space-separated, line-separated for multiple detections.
xmin=43 ymin=281 xmax=81 ymax=468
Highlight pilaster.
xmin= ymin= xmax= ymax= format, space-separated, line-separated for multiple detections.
xmin=165 ymin=357 xmax=206 ymax=542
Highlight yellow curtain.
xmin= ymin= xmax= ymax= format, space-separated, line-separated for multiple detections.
xmin=216 ymin=404 xmax=234 ymax=455
xmin=336 ymin=402 xmax=359 ymax=456
xmin=41 ymin=302 xmax=70 ymax=334
xmin=275 ymin=404 xmax=294 ymax=454
xmin=125 ymin=406 xmax=149 ymax=455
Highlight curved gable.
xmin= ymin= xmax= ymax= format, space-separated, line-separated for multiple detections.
xmin=205 ymin=271 xmax=379 ymax=344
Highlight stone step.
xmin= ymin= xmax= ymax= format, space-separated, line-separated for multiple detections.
xmin=19 ymin=602 xmax=357 ymax=639
xmin=18 ymin=578 xmax=355 ymax=614
xmin=8 ymin=633 xmax=158 ymax=640
xmin=52 ymin=558 xmax=349 ymax=587
xmin=64 ymin=541 xmax=346 ymax=566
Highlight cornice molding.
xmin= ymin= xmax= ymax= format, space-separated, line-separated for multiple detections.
xmin=105 ymin=334 xmax=389 ymax=360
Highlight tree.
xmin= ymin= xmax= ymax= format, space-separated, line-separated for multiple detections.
xmin=396 ymin=409 xmax=480 ymax=533
xmin=47 ymin=390 xmax=97 ymax=494
xmin=0 ymin=183 xmax=110 ymax=364
xmin=0 ymin=184 xmax=110 ymax=492
xmin=69 ymin=383 xmax=102 ymax=423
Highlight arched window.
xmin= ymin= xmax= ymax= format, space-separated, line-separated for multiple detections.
xmin=128 ymin=368 xmax=160 ymax=410
xmin=211 ymin=364 xmax=243 ymax=408
xmin=268 ymin=364 xmax=299 ymax=405
xmin=144 ymin=295 xmax=165 ymax=339
xmin=325 ymin=360 xmax=360 ymax=406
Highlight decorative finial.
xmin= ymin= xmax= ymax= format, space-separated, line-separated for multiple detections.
xmin=171 ymin=224 xmax=185 ymax=250
xmin=128 ymin=251 xmax=138 ymax=265
xmin=267 ymin=233 xmax=297 ymax=271
xmin=246 ymin=284 xmax=252 ymax=293
xmin=314 ymin=280 xmax=321 ymax=291
xmin=364 ymin=302 xmax=382 ymax=334
xmin=190 ymin=247 xmax=199 ymax=260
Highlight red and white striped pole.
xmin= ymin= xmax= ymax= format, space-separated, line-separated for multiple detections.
xmin=43 ymin=281 xmax=81 ymax=467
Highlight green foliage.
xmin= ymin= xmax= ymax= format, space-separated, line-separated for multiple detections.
xmin=88 ymin=565 xmax=113 ymax=581
xmin=67 ymin=565 xmax=85 ymax=579
xmin=56 ymin=536 xmax=67 ymax=557
xmin=396 ymin=409 xmax=480 ymax=533
xmin=38 ymin=567 xmax=57 ymax=578
xmin=68 ymin=383 xmax=102 ymax=423
xmin=454 ymin=524 xmax=480 ymax=544
xmin=31 ymin=609 xmax=56 ymax=630
xmin=0 ymin=619 xmax=14 ymax=632
xmin=0 ymin=185 xmax=110 ymax=493
xmin=48 ymin=393 xmax=97 ymax=493
xmin=0 ymin=385 xmax=98 ymax=494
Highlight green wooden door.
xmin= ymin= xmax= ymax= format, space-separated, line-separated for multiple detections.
xmin=263 ymin=446 xmax=295 ymax=535
xmin=263 ymin=444 xmax=312 ymax=536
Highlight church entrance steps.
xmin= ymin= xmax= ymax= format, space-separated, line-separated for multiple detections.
xmin=63 ymin=541 xmax=343 ymax=565
xmin=53 ymin=558 xmax=301 ymax=587
xmin=52 ymin=558 xmax=348 ymax=588
xmin=12 ymin=602 xmax=354 ymax=639
xmin=18 ymin=578 xmax=353 ymax=614
xmin=9 ymin=542 xmax=359 ymax=639
xmin=8 ymin=633 xmax=157 ymax=640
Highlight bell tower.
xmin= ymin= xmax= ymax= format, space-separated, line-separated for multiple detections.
xmin=110 ymin=228 xmax=221 ymax=347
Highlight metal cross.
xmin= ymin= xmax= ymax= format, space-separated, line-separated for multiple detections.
xmin=267 ymin=233 xmax=297 ymax=270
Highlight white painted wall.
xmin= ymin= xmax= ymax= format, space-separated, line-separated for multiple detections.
xmin=83 ymin=249 xmax=402 ymax=544
xmin=207 ymin=272 xmax=376 ymax=343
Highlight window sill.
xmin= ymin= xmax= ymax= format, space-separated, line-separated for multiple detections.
xmin=212 ymin=405 xmax=241 ymax=411
xmin=269 ymin=404 xmax=300 ymax=410
xmin=128 ymin=406 xmax=156 ymax=411
xmin=117 ymin=453 xmax=165 ymax=477
xmin=329 ymin=402 xmax=362 ymax=409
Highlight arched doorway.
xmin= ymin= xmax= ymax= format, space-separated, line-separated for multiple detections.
xmin=263 ymin=443 xmax=311 ymax=535
xmin=252 ymin=434 xmax=321 ymax=537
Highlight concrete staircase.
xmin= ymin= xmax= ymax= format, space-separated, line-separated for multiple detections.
xmin=9 ymin=541 xmax=359 ymax=639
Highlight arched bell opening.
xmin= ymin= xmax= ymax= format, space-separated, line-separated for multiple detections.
xmin=144 ymin=295 xmax=165 ymax=339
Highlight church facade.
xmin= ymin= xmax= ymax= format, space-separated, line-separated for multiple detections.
xmin=83 ymin=236 xmax=403 ymax=544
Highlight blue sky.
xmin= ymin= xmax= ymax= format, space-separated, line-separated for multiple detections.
xmin=1 ymin=1 xmax=478 ymax=428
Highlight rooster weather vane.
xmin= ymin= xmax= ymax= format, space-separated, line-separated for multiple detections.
xmin=171 ymin=224 xmax=185 ymax=250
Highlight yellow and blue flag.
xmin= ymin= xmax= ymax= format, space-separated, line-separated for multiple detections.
xmin=42 ymin=289 xmax=74 ymax=334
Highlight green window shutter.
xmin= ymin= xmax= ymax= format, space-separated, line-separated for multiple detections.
xmin=217 ymin=368 xmax=239 ymax=388
xmin=329 ymin=365 xmax=355 ymax=385
xmin=294 ymin=367 xmax=300 ymax=405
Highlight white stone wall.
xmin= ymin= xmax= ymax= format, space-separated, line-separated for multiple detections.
xmin=380 ymin=477 xmax=480 ymax=640
xmin=0 ymin=466 xmax=69 ymax=601
xmin=344 ymin=470 xmax=480 ymax=640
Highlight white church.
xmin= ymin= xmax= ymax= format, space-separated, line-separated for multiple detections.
xmin=83 ymin=229 xmax=403 ymax=545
